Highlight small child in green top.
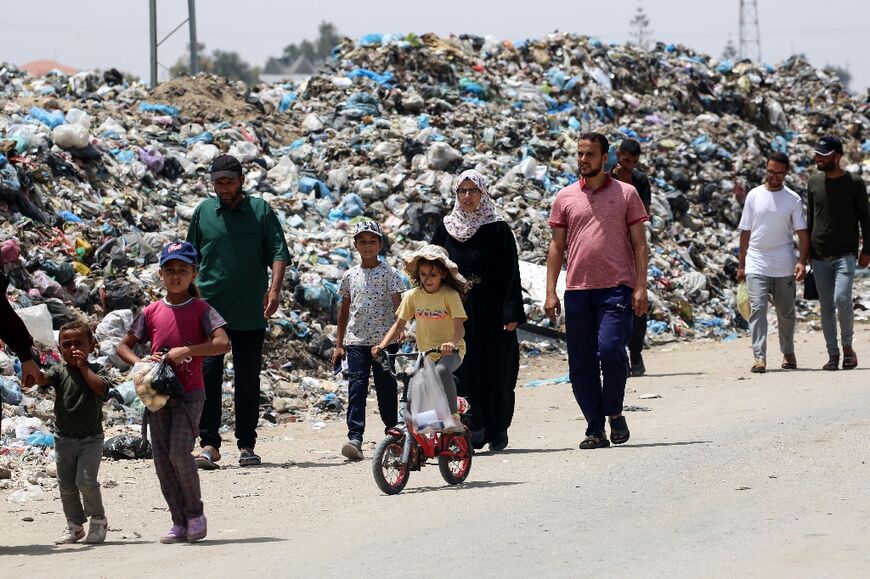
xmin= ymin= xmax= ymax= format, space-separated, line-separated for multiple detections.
xmin=35 ymin=321 xmax=110 ymax=545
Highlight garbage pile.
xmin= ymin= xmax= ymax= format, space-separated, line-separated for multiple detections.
xmin=3 ymin=32 xmax=870 ymax=469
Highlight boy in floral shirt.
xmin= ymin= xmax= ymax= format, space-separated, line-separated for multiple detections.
xmin=332 ymin=221 xmax=405 ymax=459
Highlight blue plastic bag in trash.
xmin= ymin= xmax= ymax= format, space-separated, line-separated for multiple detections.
xmin=359 ymin=33 xmax=383 ymax=46
xmin=183 ymin=131 xmax=214 ymax=146
xmin=346 ymin=69 xmax=394 ymax=86
xmin=342 ymin=92 xmax=381 ymax=117
xmin=278 ymin=92 xmax=297 ymax=112
xmin=0 ymin=377 xmax=23 ymax=405
xmin=138 ymin=102 xmax=180 ymax=117
xmin=26 ymin=432 xmax=55 ymax=448
xmin=297 ymin=177 xmax=332 ymax=199
xmin=27 ymin=107 xmax=65 ymax=128
xmin=58 ymin=210 xmax=84 ymax=224
xmin=459 ymin=78 xmax=488 ymax=98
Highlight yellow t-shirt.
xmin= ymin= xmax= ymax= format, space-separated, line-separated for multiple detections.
xmin=396 ymin=286 xmax=467 ymax=359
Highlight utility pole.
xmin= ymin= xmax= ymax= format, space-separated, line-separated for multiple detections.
xmin=149 ymin=0 xmax=158 ymax=87
xmin=738 ymin=0 xmax=762 ymax=62
xmin=147 ymin=0 xmax=199 ymax=87
xmin=188 ymin=0 xmax=198 ymax=75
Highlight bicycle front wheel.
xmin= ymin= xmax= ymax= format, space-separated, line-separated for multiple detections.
xmin=372 ymin=433 xmax=410 ymax=494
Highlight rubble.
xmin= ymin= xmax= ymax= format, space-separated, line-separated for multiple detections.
xmin=3 ymin=32 xmax=870 ymax=486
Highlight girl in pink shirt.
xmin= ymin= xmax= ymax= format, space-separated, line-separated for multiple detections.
xmin=117 ymin=241 xmax=229 ymax=543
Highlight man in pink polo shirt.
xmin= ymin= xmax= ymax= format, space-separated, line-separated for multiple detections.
xmin=545 ymin=132 xmax=649 ymax=449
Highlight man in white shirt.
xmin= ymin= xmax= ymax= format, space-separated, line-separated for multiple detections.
xmin=737 ymin=152 xmax=809 ymax=373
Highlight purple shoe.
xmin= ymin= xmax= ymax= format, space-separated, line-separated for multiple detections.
xmin=187 ymin=515 xmax=207 ymax=542
xmin=159 ymin=525 xmax=187 ymax=544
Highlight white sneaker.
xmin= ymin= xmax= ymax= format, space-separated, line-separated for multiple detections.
xmin=83 ymin=516 xmax=108 ymax=544
xmin=55 ymin=523 xmax=85 ymax=544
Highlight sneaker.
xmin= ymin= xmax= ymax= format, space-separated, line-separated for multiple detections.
xmin=55 ymin=523 xmax=85 ymax=544
xmin=159 ymin=525 xmax=187 ymax=544
xmin=83 ymin=516 xmax=108 ymax=544
xmin=186 ymin=515 xmax=207 ymax=543
xmin=341 ymin=438 xmax=364 ymax=460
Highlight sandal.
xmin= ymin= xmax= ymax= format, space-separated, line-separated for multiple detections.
xmin=579 ymin=432 xmax=610 ymax=449
xmin=843 ymin=353 xmax=858 ymax=370
xmin=822 ymin=356 xmax=840 ymax=371
xmin=751 ymin=359 xmax=766 ymax=374
xmin=239 ymin=449 xmax=261 ymax=467
xmin=194 ymin=449 xmax=220 ymax=471
xmin=781 ymin=354 xmax=797 ymax=370
xmin=609 ymin=416 xmax=630 ymax=445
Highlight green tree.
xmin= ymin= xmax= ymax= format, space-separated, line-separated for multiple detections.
xmin=211 ymin=50 xmax=260 ymax=86
xmin=824 ymin=64 xmax=852 ymax=90
xmin=171 ymin=43 xmax=260 ymax=86
xmin=628 ymin=2 xmax=652 ymax=50
xmin=722 ymin=39 xmax=738 ymax=61
xmin=316 ymin=21 xmax=341 ymax=60
xmin=275 ymin=21 xmax=341 ymax=68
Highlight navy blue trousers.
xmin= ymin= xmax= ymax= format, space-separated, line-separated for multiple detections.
xmin=346 ymin=344 xmax=399 ymax=441
xmin=564 ymin=286 xmax=634 ymax=435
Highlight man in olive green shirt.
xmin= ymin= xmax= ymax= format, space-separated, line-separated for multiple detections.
xmin=187 ymin=155 xmax=289 ymax=467
xmin=807 ymin=135 xmax=870 ymax=371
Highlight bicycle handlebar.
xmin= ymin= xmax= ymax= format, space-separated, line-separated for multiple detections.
xmin=377 ymin=347 xmax=452 ymax=377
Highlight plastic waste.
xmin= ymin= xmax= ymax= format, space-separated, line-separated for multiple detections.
xmin=138 ymin=102 xmax=180 ymax=117
xmin=736 ymin=282 xmax=751 ymax=322
xmin=7 ymin=485 xmax=45 ymax=504
xmin=52 ymin=124 xmax=90 ymax=149
xmin=15 ymin=304 xmax=55 ymax=347
xmin=103 ymin=435 xmax=152 ymax=460
xmin=0 ymin=377 xmax=23 ymax=405
xmin=26 ymin=432 xmax=55 ymax=447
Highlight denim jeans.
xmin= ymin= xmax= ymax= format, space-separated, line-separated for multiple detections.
xmin=812 ymin=255 xmax=857 ymax=355
xmin=55 ymin=434 xmax=105 ymax=526
xmin=346 ymin=344 xmax=399 ymax=441
xmin=564 ymin=286 xmax=634 ymax=436
xmin=200 ymin=328 xmax=266 ymax=450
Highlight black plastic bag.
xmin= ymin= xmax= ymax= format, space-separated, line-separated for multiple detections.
xmin=103 ymin=435 xmax=152 ymax=460
xmin=151 ymin=360 xmax=184 ymax=397
xmin=803 ymin=270 xmax=819 ymax=300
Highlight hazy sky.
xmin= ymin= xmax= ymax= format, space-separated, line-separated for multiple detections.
xmin=2 ymin=0 xmax=868 ymax=89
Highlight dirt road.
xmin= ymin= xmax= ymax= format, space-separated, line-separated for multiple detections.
xmin=3 ymin=325 xmax=869 ymax=578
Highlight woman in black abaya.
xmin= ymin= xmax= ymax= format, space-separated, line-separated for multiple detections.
xmin=431 ymin=169 xmax=525 ymax=451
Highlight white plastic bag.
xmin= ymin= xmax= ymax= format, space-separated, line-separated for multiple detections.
xmin=127 ymin=360 xmax=168 ymax=412
xmin=52 ymin=124 xmax=90 ymax=149
xmin=15 ymin=304 xmax=55 ymax=347
xmin=408 ymin=355 xmax=457 ymax=434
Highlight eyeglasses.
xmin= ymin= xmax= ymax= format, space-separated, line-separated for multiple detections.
xmin=456 ymin=187 xmax=481 ymax=197
xmin=765 ymin=170 xmax=787 ymax=177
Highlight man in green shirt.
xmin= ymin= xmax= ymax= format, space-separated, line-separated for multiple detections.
xmin=807 ymin=136 xmax=870 ymax=371
xmin=187 ymin=155 xmax=289 ymax=467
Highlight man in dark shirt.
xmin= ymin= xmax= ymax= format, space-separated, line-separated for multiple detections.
xmin=807 ymin=135 xmax=870 ymax=371
xmin=0 ymin=272 xmax=41 ymax=405
xmin=611 ymin=139 xmax=652 ymax=377
xmin=187 ymin=155 xmax=289 ymax=468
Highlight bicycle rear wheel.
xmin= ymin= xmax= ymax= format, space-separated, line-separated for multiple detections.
xmin=438 ymin=434 xmax=472 ymax=485
xmin=372 ymin=433 xmax=410 ymax=494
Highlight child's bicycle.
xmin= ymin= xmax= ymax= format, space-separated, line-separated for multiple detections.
xmin=372 ymin=348 xmax=473 ymax=495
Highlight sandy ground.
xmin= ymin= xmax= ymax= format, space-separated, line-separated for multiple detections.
xmin=2 ymin=324 xmax=869 ymax=578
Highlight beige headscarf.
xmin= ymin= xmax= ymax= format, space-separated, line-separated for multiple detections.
xmin=443 ymin=169 xmax=505 ymax=242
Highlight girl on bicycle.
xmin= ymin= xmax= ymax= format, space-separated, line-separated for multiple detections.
xmin=373 ymin=244 xmax=469 ymax=432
